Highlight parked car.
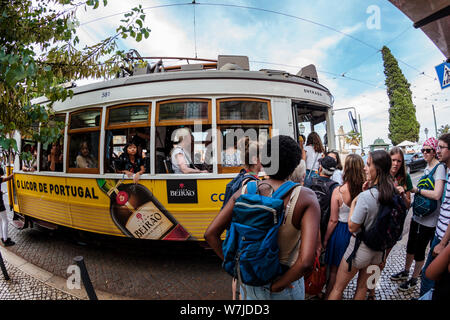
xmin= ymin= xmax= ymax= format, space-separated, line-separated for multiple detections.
xmin=404 ymin=152 xmax=426 ymax=173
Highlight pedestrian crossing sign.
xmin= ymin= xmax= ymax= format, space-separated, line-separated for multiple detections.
xmin=435 ymin=62 xmax=450 ymax=90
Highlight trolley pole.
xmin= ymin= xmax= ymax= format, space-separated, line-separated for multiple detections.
xmin=73 ymin=256 xmax=98 ymax=300
xmin=432 ymin=104 xmax=438 ymax=138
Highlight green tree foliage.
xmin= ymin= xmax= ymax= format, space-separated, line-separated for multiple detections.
xmin=381 ymin=46 xmax=420 ymax=146
xmin=344 ymin=130 xmax=361 ymax=146
xmin=438 ymin=124 xmax=449 ymax=136
xmin=0 ymin=0 xmax=150 ymax=161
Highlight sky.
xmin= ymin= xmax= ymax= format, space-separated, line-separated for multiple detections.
xmin=72 ymin=0 xmax=449 ymax=150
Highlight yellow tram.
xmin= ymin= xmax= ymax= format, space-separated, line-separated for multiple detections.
xmin=7 ymin=55 xmax=335 ymax=241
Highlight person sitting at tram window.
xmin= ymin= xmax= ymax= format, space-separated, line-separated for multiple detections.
xmin=22 ymin=144 xmax=37 ymax=172
xmin=48 ymin=141 xmax=63 ymax=172
xmin=221 ymin=132 xmax=241 ymax=167
xmin=115 ymin=142 xmax=145 ymax=183
xmin=170 ymin=127 xmax=208 ymax=174
xmin=76 ymin=141 xmax=97 ymax=168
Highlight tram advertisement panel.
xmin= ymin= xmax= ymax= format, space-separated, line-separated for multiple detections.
xmin=13 ymin=174 xmax=227 ymax=241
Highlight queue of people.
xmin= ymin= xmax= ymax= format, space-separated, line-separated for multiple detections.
xmin=205 ymin=132 xmax=450 ymax=301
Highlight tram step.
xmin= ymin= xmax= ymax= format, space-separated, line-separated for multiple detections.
xmin=12 ymin=220 xmax=25 ymax=230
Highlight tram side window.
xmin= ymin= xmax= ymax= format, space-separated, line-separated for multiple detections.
xmin=20 ymin=139 xmax=38 ymax=172
xmin=39 ymin=114 xmax=66 ymax=172
xmin=217 ymin=99 xmax=272 ymax=173
xmin=104 ymin=104 xmax=151 ymax=174
xmin=67 ymin=109 xmax=101 ymax=173
xmin=155 ymin=99 xmax=212 ymax=174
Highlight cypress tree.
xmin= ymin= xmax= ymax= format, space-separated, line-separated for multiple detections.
xmin=381 ymin=46 xmax=420 ymax=145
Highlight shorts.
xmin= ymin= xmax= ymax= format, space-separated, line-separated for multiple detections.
xmin=343 ymin=236 xmax=383 ymax=270
xmin=239 ymin=278 xmax=305 ymax=300
xmin=406 ymin=219 xmax=435 ymax=261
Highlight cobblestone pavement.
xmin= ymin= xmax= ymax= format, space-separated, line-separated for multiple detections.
xmin=0 ymin=258 xmax=79 ymax=300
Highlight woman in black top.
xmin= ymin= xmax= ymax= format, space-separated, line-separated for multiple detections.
xmin=116 ymin=142 xmax=145 ymax=184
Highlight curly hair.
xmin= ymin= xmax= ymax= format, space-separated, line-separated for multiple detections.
xmin=262 ymin=135 xmax=301 ymax=180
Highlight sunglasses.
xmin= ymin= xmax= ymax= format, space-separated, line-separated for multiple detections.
xmin=421 ymin=148 xmax=433 ymax=154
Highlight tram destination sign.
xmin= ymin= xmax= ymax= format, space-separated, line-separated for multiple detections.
xmin=435 ymin=62 xmax=450 ymax=90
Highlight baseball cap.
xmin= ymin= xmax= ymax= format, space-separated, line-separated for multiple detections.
xmin=319 ymin=156 xmax=337 ymax=173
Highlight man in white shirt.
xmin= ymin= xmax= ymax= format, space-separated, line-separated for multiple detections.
xmin=420 ymin=133 xmax=450 ymax=297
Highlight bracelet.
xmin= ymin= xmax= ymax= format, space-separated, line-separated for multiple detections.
xmin=418 ymin=188 xmax=422 ymax=195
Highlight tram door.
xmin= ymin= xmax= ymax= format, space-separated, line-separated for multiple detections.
xmin=292 ymin=102 xmax=332 ymax=151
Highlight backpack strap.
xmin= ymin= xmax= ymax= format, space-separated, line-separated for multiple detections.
xmin=272 ymin=181 xmax=300 ymax=199
xmin=442 ymin=167 xmax=449 ymax=205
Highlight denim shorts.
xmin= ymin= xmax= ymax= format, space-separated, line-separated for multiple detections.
xmin=239 ymin=278 xmax=305 ymax=300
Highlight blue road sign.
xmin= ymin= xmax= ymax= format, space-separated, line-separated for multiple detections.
xmin=435 ymin=62 xmax=450 ymax=90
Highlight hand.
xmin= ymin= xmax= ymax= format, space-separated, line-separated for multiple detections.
xmin=270 ymin=281 xmax=293 ymax=293
xmin=362 ymin=181 xmax=370 ymax=191
xmin=133 ymin=172 xmax=141 ymax=184
xmin=433 ymin=243 xmax=445 ymax=257
xmin=411 ymin=186 xmax=418 ymax=194
xmin=316 ymin=244 xmax=323 ymax=258
xmin=396 ymin=186 xmax=405 ymax=195
xmin=200 ymin=170 xmax=209 ymax=173
xmin=124 ymin=171 xmax=134 ymax=178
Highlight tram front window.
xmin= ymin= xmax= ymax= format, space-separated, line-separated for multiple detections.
xmin=294 ymin=103 xmax=329 ymax=151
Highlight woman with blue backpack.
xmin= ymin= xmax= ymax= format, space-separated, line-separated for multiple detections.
xmin=204 ymin=135 xmax=321 ymax=300
xmin=390 ymin=137 xmax=446 ymax=292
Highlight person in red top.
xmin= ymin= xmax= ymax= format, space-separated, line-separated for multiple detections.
xmin=0 ymin=167 xmax=14 ymax=246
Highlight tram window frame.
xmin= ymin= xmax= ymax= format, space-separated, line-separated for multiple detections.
xmin=155 ymin=99 xmax=212 ymax=174
xmin=67 ymin=108 xmax=102 ymax=174
xmin=104 ymin=103 xmax=151 ymax=174
xmin=216 ymin=98 xmax=272 ymax=174
xmin=39 ymin=114 xmax=66 ymax=172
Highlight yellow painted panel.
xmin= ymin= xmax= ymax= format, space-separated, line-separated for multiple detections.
xmin=14 ymin=173 xmax=232 ymax=241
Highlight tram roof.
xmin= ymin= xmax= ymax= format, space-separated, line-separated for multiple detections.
xmin=33 ymin=55 xmax=333 ymax=108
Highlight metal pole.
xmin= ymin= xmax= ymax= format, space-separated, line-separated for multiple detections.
xmin=432 ymin=105 xmax=438 ymax=138
xmin=73 ymin=256 xmax=98 ymax=300
xmin=358 ymin=113 xmax=363 ymax=153
xmin=0 ymin=250 xmax=10 ymax=280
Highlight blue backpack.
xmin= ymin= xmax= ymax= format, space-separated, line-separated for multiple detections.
xmin=221 ymin=169 xmax=259 ymax=210
xmin=222 ymin=180 xmax=299 ymax=289
xmin=413 ymin=163 xmax=442 ymax=217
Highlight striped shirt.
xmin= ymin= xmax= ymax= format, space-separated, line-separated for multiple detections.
xmin=436 ymin=168 xmax=450 ymax=240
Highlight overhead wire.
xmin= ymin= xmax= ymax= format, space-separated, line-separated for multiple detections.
xmin=77 ymin=1 xmax=438 ymax=84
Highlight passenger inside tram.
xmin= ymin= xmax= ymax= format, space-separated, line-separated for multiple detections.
xmin=170 ymin=127 xmax=209 ymax=174
xmin=21 ymin=142 xmax=38 ymax=172
xmin=221 ymin=131 xmax=241 ymax=167
xmin=115 ymin=141 xmax=146 ymax=183
xmin=47 ymin=141 xmax=63 ymax=172
xmin=76 ymin=141 xmax=97 ymax=168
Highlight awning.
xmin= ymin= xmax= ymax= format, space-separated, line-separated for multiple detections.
xmin=389 ymin=0 xmax=450 ymax=61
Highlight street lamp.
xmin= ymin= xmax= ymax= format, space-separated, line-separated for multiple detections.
xmin=425 ymin=127 xmax=428 ymax=140
xmin=299 ymin=123 xmax=305 ymax=135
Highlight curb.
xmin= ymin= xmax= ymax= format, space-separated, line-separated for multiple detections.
xmin=0 ymin=246 xmax=134 ymax=300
